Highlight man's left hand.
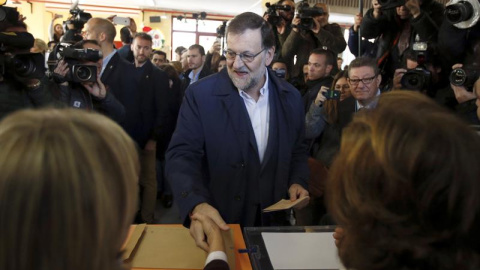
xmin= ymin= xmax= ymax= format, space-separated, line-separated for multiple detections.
xmin=82 ymin=76 xmax=106 ymax=99
xmin=288 ymin=184 xmax=309 ymax=209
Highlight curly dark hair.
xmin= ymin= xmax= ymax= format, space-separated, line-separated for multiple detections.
xmin=327 ymin=91 xmax=480 ymax=270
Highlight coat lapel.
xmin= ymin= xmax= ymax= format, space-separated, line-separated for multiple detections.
xmin=216 ymin=73 xmax=256 ymax=165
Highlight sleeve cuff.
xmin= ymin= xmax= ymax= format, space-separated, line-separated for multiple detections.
xmin=205 ymin=251 xmax=228 ymax=266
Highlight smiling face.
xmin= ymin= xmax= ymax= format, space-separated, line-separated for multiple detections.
xmin=226 ymin=28 xmax=273 ymax=93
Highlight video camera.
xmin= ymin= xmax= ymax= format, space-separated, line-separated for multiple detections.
xmin=62 ymin=2 xmax=92 ymax=43
xmin=65 ymin=6 xmax=92 ymax=30
xmin=445 ymin=0 xmax=480 ymax=29
xmin=265 ymin=2 xmax=292 ymax=27
xmin=401 ymin=42 xmax=432 ymax=91
xmin=377 ymin=0 xmax=405 ymax=10
xmin=0 ymin=1 xmax=45 ymax=80
xmin=49 ymin=43 xmax=102 ymax=83
xmin=293 ymin=1 xmax=325 ymax=31
xmin=216 ymin=21 xmax=227 ymax=38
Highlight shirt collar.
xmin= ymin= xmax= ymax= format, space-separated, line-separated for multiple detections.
xmin=101 ymin=49 xmax=117 ymax=74
xmin=356 ymin=88 xmax=381 ymax=110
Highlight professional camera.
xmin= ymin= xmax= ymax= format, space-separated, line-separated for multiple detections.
xmin=49 ymin=43 xmax=102 ymax=83
xmin=293 ymin=1 xmax=325 ymax=30
xmin=62 ymin=2 xmax=92 ymax=42
xmin=265 ymin=2 xmax=292 ymax=27
xmin=445 ymin=0 xmax=480 ymax=29
xmin=401 ymin=42 xmax=432 ymax=91
xmin=449 ymin=65 xmax=479 ymax=91
xmin=65 ymin=5 xmax=92 ymax=30
xmin=377 ymin=0 xmax=406 ymax=9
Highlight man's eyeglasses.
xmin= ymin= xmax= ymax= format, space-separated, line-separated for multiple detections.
xmin=347 ymin=75 xmax=377 ymax=86
xmin=224 ymin=49 xmax=265 ymax=63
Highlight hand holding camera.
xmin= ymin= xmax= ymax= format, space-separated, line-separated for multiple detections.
xmin=450 ymin=63 xmax=477 ymax=103
xmin=82 ymin=76 xmax=106 ymax=99
xmin=314 ymin=86 xmax=329 ymax=106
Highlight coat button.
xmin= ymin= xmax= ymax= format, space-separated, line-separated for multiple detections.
xmin=181 ymin=191 xmax=188 ymax=198
xmin=234 ymin=195 xmax=241 ymax=201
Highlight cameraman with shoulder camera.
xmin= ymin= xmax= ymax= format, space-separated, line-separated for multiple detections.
xmin=52 ymin=40 xmax=125 ymax=123
xmin=281 ymin=2 xmax=346 ymax=80
xmin=264 ymin=0 xmax=295 ymax=57
xmin=0 ymin=7 xmax=57 ymax=120
xmin=360 ymin=0 xmax=444 ymax=87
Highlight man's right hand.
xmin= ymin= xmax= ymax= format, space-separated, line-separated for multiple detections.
xmin=393 ymin=68 xmax=407 ymax=90
xmin=191 ymin=212 xmax=226 ymax=253
xmin=353 ymin=13 xmax=363 ymax=32
xmin=190 ymin=203 xmax=229 ymax=252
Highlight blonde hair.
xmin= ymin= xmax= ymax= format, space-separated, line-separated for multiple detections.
xmin=0 ymin=109 xmax=139 ymax=270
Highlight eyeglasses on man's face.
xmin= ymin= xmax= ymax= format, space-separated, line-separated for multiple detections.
xmin=347 ymin=75 xmax=377 ymax=86
xmin=224 ymin=48 xmax=265 ymax=63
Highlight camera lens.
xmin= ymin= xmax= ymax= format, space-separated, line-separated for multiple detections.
xmin=449 ymin=68 xmax=467 ymax=86
xmin=13 ymin=57 xmax=36 ymax=77
xmin=401 ymin=72 xmax=424 ymax=90
xmin=75 ymin=66 xmax=92 ymax=81
xmin=446 ymin=1 xmax=473 ymax=24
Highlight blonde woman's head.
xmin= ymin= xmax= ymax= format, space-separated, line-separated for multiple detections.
xmin=0 ymin=109 xmax=139 ymax=270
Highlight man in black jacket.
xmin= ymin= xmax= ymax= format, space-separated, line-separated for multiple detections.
xmin=281 ymin=3 xmax=346 ymax=80
xmin=129 ymin=32 xmax=176 ymax=223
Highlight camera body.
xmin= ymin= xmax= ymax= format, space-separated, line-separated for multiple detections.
xmin=293 ymin=1 xmax=325 ymax=31
xmin=377 ymin=0 xmax=406 ymax=9
xmin=265 ymin=2 xmax=292 ymax=27
xmin=50 ymin=44 xmax=102 ymax=83
xmin=273 ymin=68 xmax=286 ymax=79
xmin=322 ymin=88 xmax=341 ymax=100
xmin=445 ymin=0 xmax=480 ymax=29
xmin=401 ymin=42 xmax=432 ymax=91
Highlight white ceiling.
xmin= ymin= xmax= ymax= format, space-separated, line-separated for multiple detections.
xmin=59 ymin=0 xmax=265 ymax=16
xmin=39 ymin=0 xmax=354 ymax=25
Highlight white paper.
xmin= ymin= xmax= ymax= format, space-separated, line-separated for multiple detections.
xmin=261 ymin=232 xmax=345 ymax=270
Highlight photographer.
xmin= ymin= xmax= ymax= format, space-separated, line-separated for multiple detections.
xmin=53 ymin=40 xmax=125 ymax=123
xmin=264 ymin=0 xmax=295 ymax=59
xmin=360 ymin=0 xmax=444 ymax=86
xmin=62 ymin=5 xmax=91 ymax=43
xmin=447 ymin=63 xmax=480 ymax=125
xmin=0 ymin=7 xmax=56 ymax=120
xmin=281 ymin=3 xmax=346 ymax=80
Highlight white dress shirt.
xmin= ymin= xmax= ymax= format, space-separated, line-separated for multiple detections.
xmin=238 ymin=69 xmax=270 ymax=163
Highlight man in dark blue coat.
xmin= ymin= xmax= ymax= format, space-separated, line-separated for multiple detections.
xmin=166 ymin=12 xmax=309 ymax=251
